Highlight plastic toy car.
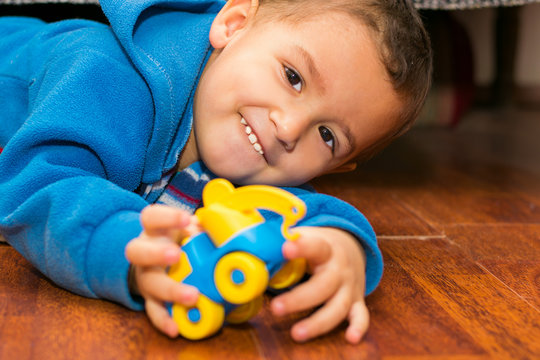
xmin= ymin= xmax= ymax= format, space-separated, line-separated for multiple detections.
xmin=166 ymin=178 xmax=307 ymax=340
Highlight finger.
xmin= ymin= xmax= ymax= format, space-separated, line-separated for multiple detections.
xmin=283 ymin=231 xmax=332 ymax=266
xmin=345 ymin=301 xmax=370 ymax=344
xmin=271 ymin=269 xmax=339 ymax=316
xmin=138 ymin=268 xmax=199 ymax=305
xmin=125 ymin=238 xmax=181 ymax=266
xmin=289 ymin=287 xmax=351 ymax=343
xmin=141 ymin=205 xmax=191 ymax=236
xmin=145 ymin=298 xmax=179 ymax=338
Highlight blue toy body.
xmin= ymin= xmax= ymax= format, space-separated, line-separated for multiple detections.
xmin=178 ymin=221 xmax=287 ymax=308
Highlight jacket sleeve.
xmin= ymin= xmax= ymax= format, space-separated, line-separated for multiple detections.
xmin=282 ymin=185 xmax=383 ymax=295
xmin=0 ymin=29 xmax=155 ymax=310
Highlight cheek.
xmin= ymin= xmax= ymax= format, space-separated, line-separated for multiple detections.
xmin=233 ymin=58 xmax=280 ymax=97
xmin=197 ymin=124 xmax=237 ymax=161
xmin=198 ymin=143 xmax=238 ymax=180
xmin=282 ymin=154 xmax=328 ymax=184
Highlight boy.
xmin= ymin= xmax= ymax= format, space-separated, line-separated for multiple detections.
xmin=0 ymin=0 xmax=431 ymax=344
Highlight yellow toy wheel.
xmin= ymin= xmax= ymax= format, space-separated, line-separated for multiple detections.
xmin=214 ymin=252 xmax=269 ymax=304
xmin=171 ymin=294 xmax=225 ymax=340
xmin=268 ymin=258 xmax=306 ymax=290
xmin=225 ymin=295 xmax=264 ymax=324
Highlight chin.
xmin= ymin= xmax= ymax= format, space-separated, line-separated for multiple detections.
xmin=208 ymin=166 xmax=266 ymax=186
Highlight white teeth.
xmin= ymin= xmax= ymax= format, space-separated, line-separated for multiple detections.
xmin=241 ymin=117 xmax=264 ymax=155
xmin=248 ymin=134 xmax=257 ymax=144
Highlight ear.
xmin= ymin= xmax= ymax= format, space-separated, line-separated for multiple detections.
xmin=209 ymin=0 xmax=258 ymax=49
xmin=323 ymin=162 xmax=357 ymax=175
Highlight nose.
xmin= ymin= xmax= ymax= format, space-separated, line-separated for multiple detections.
xmin=270 ymin=109 xmax=309 ymax=151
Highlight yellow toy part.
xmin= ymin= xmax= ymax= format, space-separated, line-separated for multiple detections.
xmin=195 ymin=178 xmax=306 ymax=246
xmin=225 ymin=295 xmax=264 ymax=324
xmin=172 ymin=294 xmax=225 ymax=340
xmin=168 ymin=251 xmax=192 ymax=283
xmin=214 ymin=251 xmax=269 ymax=304
xmin=268 ymin=257 xmax=307 ymax=290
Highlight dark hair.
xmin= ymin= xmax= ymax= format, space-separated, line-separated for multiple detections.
xmin=256 ymin=0 xmax=433 ymax=161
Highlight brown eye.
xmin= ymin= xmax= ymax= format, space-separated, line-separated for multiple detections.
xmin=318 ymin=126 xmax=335 ymax=151
xmin=284 ymin=66 xmax=302 ymax=92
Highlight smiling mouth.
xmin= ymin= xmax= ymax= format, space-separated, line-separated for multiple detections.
xmin=241 ymin=118 xmax=264 ymax=155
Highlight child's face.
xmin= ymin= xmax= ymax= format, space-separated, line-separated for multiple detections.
xmin=192 ymin=7 xmax=402 ymax=186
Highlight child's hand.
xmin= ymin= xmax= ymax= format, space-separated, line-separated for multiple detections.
xmin=270 ymin=226 xmax=369 ymax=344
xmin=124 ymin=205 xmax=201 ymax=338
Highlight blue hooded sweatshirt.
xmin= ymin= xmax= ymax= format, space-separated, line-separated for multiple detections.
xmin=0 ymin=0 xmax=383 ymax=310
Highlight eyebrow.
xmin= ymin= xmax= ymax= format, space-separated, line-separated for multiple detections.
xmin=292 ymin=44 xmax=326 ymax=94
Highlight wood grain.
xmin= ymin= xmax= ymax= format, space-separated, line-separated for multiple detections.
xmin=382 ymin=238 xmax=540 ymax=359
xmin=1 ymin=107 xmax=539 ymax=359
xmin=445 ymin=224 xmax=540 ymax=310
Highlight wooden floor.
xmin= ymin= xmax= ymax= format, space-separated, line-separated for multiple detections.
xmin=1 ymin=107 xmax=539 ymax=359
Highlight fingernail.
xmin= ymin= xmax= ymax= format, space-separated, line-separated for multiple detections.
xmin=177 ymin=211 xmax=191 ymax=225
xmin=180 ymin=287 xmax=199 ymax=304
xmin=347 ymin=329 xmax=362 ymax=344
xmin=164 ymin=248 xmax=180 ymax=263
xmin=166 ymin=321 xmax=179 ymax=338
xmin=293 ymin=326 xmax=308 ymax=342
xmin=282 ymin=242 xmax=297 ymax=259
xmin=272 ymin=300 xmax=285 ymax=316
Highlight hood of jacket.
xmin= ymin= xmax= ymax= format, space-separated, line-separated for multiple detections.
xmin=99 ymin=0 xmax=225 ymax=183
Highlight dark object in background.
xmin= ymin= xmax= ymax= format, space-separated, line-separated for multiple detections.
xmin=0 ymin=3 xmax=107 ymax=23
xmin=416 ymin=10 xmax=475 ymax=127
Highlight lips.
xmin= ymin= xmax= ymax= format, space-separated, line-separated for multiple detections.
xmin=241 ymin=117 xmax=264 ymax=155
